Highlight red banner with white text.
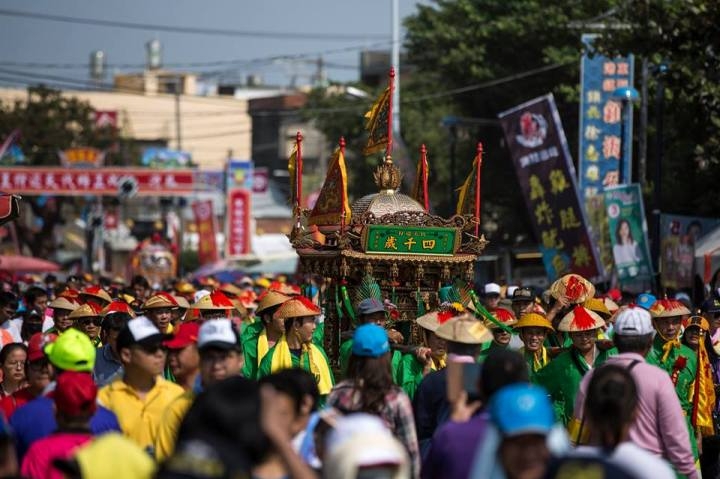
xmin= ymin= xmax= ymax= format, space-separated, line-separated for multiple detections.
xmin=0 ymin=167 xmax=197 ymax=196
xmin=226 ymin=188 xmax=251 ymax=257
xmin=192 ymin=200 xmax=218 ymax=266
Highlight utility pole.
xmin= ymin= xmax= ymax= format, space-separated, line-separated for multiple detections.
xmin=391 ymin=0 xmax=400 ymax=137
xmin=638 ymin=58 xmax=649 ymax=187
xmin=175 ymin=76 xmax=182 ymax=150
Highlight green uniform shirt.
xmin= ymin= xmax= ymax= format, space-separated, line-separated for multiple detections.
xmin=535 ymin=346 xmax=614 ymax=425
xmin=241 ymin=318 xmax=325 ymax=380
xmin=646 ymin=335 xmax=699 ymax=459
xmin=257 ymin=341 xmax=335 ymax=406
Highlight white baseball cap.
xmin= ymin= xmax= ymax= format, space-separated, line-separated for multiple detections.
xmin=506 ymin=286 xmax=519 ymax=298
xmin=117 ymin=316 xmax=164 ymax=350
xmin=325 ymin=414 xmax=409 ymax=474
xmin=197 ymin=319 xmax=240 ymax=351
xmin=614 ymin=306 xmax=655 ymax=336
xmin=484 ymin=283 xmax=501 ymax=295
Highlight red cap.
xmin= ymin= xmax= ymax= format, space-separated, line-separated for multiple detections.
xmin=607 ymin=288 xmax=622 ymax=302
xmin=27 ymin=332 xmax=58 ymax=362
xmin=164 ymin=322 xmax=200 ymax=350
xmin=54 ymin=371 xmax=97 ymax=417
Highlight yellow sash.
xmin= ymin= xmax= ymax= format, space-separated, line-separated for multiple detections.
xmin=270 ymin=335 xmax=334 ymax=395
xmin=694 ymin=341 xmax=716 ymax=436
xmin=520 ymin=347 xmax=548 ymax=372
xmin=257 ymin=329 xmax=271 ymax=369
xmin=430 ymin=354 xmax=447 ymax=372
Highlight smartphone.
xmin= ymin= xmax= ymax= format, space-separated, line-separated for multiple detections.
xmin=446 ymin=360 xmax=482 ymax=403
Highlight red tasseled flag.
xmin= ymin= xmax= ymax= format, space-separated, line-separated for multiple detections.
xmin=564 ymin=275 xmax=586 ymax=302
xmin=437 ymin=311 xmax=455 ymax=324
xmin=570 ymin=306 xmax=596 ymax=330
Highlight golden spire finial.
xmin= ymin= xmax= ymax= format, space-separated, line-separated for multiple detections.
xmin=373 ymin=155 xmax=402 ymax=191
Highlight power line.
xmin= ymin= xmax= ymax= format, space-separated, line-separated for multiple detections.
xmin=0 ymin=59 xmax=359 ymax=71
xmin=402 ymin=62 xmax=574 ymax=103
xmin=0 ymin=60 xmax=573 ymax=116
xmin=0 ymin=8 xmax=388 ymax=41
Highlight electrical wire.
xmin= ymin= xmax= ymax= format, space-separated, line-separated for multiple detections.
xmin=0 ymin=59 xmax=359 ymax=71
xmin=0 ymin=8 xmax=388 ymax=41
xmin=0 ymin=60 xmax=573 ymax=116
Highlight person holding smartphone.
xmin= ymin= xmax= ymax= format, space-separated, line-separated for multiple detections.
xmin=413 ymin=314 xmax=491 ymax=458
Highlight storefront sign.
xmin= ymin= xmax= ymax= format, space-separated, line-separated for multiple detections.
xmin=0 ymin=168 xmax=197 ymax=196
xmin=58 ymin=147 xmax=105 ymax=168
xmin=578 ymin=34 xmax=634 ymax=197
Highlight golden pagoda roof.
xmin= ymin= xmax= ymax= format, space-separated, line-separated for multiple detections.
xmin=351 ymin=190 xmax=425 ymax=218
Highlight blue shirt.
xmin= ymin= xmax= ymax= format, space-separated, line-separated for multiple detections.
xmin=93 ymin=344 xmax=124 ymax=388
xmin=10 ymin=395 xmax=121 ymax=460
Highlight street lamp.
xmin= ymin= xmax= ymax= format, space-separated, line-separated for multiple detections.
xmin=611 ymin=86 xmax=640 ymax=184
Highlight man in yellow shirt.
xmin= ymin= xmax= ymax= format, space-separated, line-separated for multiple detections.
xmin=154 ymin=318 xmax=244 ymax=462
xmin=97 ymin=316 xmax=184 ymax=457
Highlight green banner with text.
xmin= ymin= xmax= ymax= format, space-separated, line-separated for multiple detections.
xmin=363 ymin=225 xmax=459 ymax=255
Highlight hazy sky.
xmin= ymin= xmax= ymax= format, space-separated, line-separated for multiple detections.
xmin=0 ymin=0 xmax=430 ymax=89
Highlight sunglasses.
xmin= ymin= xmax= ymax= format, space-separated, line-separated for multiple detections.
xmin=78 ymin=317 xmax=103 ymax=327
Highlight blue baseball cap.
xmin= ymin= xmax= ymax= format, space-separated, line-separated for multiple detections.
xmin=352 ymin=324 xmax=390 ymax=358
xmin=490 ymin=384 xmax=554 ymax=437
xmin=702 ymin=298 xmax=720 ymax=314
xmin=636 ymin=293 xmax=657 ymax=311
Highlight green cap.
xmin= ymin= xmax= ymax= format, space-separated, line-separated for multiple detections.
xmin=43 ymin=329 xmax=96 ymax=372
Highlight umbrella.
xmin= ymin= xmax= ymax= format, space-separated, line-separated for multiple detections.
xmin=0 ymin=254 xmax=60 ymax=272
xmin=190 ymin=260 xmax=244 ymax=283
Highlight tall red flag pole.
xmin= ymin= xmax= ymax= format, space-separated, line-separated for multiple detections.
xmin=386 ymin=68 xmax=395 ymax=158
xmin=420 ymin=144 xmax=429 ymax=211
xmin=474 ymin=142 xmax=483 ymax=237
xmin=296 ymin=131 xmax=303 ymax=215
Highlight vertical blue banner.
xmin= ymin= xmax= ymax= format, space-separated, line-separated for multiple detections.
xmin=578 ymin=34 xmax=634 ymax=198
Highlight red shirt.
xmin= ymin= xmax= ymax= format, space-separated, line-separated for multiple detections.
xmin=0 ymin=387 xmax=36 ymax=419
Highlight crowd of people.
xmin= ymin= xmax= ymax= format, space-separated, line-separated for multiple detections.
xmin=0 ymin=271 xmax=716 ymax=478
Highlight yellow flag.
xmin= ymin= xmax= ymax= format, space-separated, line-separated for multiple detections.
xmin=308 ymin=148 xmax=351 ymax=226
xmin=456 ymin=155 xmax=478 ymax=215
xmin=363 ymin=86 xmax=391 ymax=156
xmin=287 ymin=143 xmax=298 ymax=206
